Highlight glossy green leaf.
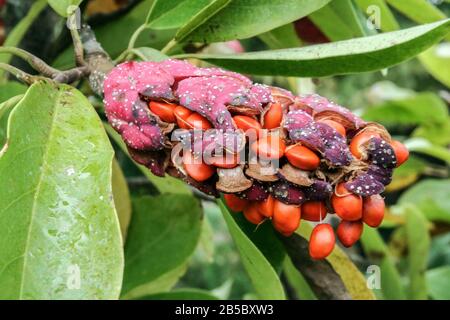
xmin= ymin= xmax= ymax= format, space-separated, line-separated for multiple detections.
xmin=283 ymin=258 xmax=317 ymax=300
xmin=413 ymin=120 xmax=450 ymax=146
xmin=148 ymin=0 xmax=213 ymax=30
xmin=360 ymin=228 xmax=406 ymax=299
xmin=137 ymin=288 xmax=219 ymax=300
xmin=218 ymin=201 xmax=285 ymax=300
xmin=426 ymin=266 xmax=450 ymax=299
xmin=295 ymin=223 xmax=376 ymax=300
xmin=0 ymin=82 xmax=27 ymax=104
xmin=180 ymin=0 xmax=332 ymax=43
xmin=0 ymin=82 xmax=123 ymax=299
xmin=354 ymin=0 xmax=400 ymax=32
xmin=309 ymin=0 xmax=369 ymax=41
xmin=177 ymin=19 xmax=450 ymax=77
xmin=0 ymin=0 xmax=47 ymax=79
xmin=386 ymin=156 xmax=427 ymax=192
xmin=399 ymin=179 xmax=450 ymax=224
xmin=362 ymin=92 xmax=448 ymax=126
xmin=48 ymin=0 xmax=83 ymax=17
xmin=386 ymin=0 xmax=447 ymax=26
xmin=405 ymin=205 xmax=430 ymax=299
xmin=259 ymin=23 xmax=302 ymax=49
xmin=121 ymin=195 xmax=202 ymax=298
xmin=112 ymin=159 xmax=132 ymax=243
xmin=104 ymin=123 xmax=190 ymax=195
xmin=129 ymin=47 xmax=169 ymax=62
xmin=405 ymin=138 xmax=450 ymax=165
xmin=419 ymin=44 xmax=450 ymax=88
xmin=52 ymin=0 xmax=176 ymax=69
xmin=0 ymin=95 xmax=23 ymax=147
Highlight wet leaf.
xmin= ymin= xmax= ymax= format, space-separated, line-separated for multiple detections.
xmin=112 ymin=158 xmax=132 ymax=242
xmin=218 ymin=200 xmax=285 ymax=300
xmin=121 ymin=195 xmax=202 ymax=298
xmin=178 ymin=20 xmax=450 ymax=77
xmin=0 ymin=82 xmax=123 ymax=299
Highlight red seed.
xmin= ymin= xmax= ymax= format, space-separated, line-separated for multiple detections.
xmin=337 ymin=220 xmax=363 ymax=247
xmin=251 ymin=135 xmax=286 ymax=159
xmin=318 ymin=119 xmax=346 ymax=137
xmin=233 ymin=115 xmax=262 ymax=137
xmin=390 ymin=140 xmax=409 ymax=167
xmin=149 ymin=101 xmax=177 ymax=123
xmin=256 ymin=195 xmax=275 ymax=218
xmin=209 ymin=154 xmax=239 ymax=169
xmin=224 ymin=194 xmax=248 ymax=212
xmin=362 ymin=194 xmax=385 ymax=227
xmin=331 ymin=183 xmax=363 ymax=221
xmin=183 ymin=151 xmax=215 ymax=182
xmin=243 ymin=202 xmax=266 ymax=225
xmin=174 ymin=106 xmax=192 ymax=129
xmin=272 ymin=200 xmax=301 ymax=236
xmin=349 ymin=131 xmax=380 ymax=159
xmin=285 ymin=145 xmax=320 ymax=170
xmin=309 ymin=224 xmax=335 ymax=259
xmin=301 ymin=201 xmax=327 ymax=221
xmin=186 ymin=113 xmax=213 ymax=130
xmin=263 ymin=103 xmax=283 ymax=129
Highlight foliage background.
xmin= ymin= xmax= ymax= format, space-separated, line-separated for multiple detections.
xmin=0 ymin=0 xmax=449 ymax=300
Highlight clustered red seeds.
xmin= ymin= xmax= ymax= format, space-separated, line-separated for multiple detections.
xmin=103 ymin=59 xmax=409 ymax=259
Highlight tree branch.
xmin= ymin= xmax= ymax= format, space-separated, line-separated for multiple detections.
xmin=279 ymin=233 xmax=352 ymax=300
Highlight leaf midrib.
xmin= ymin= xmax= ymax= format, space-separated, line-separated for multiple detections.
xmin=18 ymin=88 xmax=62 ymax=299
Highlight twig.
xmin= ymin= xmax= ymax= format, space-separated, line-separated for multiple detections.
xmin=161 ymin=39 xmax=178 ymax=55
xmin=279 ymin=233 xmax=352 ymax=300
xmin=0 ymin=63 xmax=45 ymax=85
xmin=0 ymin=47 xmax=60 ymax=78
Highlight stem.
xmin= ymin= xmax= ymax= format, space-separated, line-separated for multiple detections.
xmin=70 ymin=27 xmax=85 ymax=66
xmin=0 ymin=63 xmax=44 ymax=85
xmin=128 ymin=24 xmax=148 ymax=50
xmin=0 ymin=47 xmax=60 ymax=77
xmin=161 ymin=39 xmax=178 ymax=55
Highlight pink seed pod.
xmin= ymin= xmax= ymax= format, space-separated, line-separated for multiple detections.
xmin=271 ymin=181 xmax=305 ymax=205
xmin=103 ymin=58 xmax=406 ymax=250
xmin=284 ymin=110 xmax=352 ymax=166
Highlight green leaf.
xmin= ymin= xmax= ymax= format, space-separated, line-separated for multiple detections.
xmin=360 ymin=228 xmax=406 ymax=299
xmin=283 ymin=258 xmax=317 ymax=300
xmin=0 ymin=82 xmax=27 ymax=104
xmin=386 ymin=0 xmax=447 ymax=26
xmin=129 ymin=47 xmax=170 ymax=62
xmin=218 ymin=200 xmax=285 ymax=300
xmin=0 ymin=95 xmax=24 ymax=148
xmin=309 ymin=0 xmax=369 ymax=41
xmin=295 ymin=223 xmax=376 ymax=300
xmin=386 ymin=156 xmax=427 ymax=192
xmin=148 ymin=0 xmax=214 ymax=30
xmin=112 ymin=158 xmax=132 ymax=243
xmin=47 ymin=0 xmax=83 ymax=17
xmin=399 ymin=179 xmax=450 ymax=224
xmin=259 ymin=23 xmax=302 ymax=49
xmin=180 ymin=0 xmax=332 ymax=43
xmin=104 ymin=123 xmax=190 ymax=195
xmin=405 ymin=205 xmax=430 ymax=299
xmin=121 ymin=195 xmax=202 ymax=299
xmin=362 ymin=92 xmax=449 ymax=126
xmin=52 ymin=0 xmax=176 ymax=69
xmin=419 ymin=44 xmax=450 ymax=89
xmin=177 ymin=19 xmax=450 ymax=77
xmin=354 ymin=0 xmax=400 ymax=32
xmin=174 ymin=0 xmax=232 ymax=45
xmin=0 ymin=0 xmax=47 ymax=79
xmin=405 ymin=137 xmax=450 ymax=165
xmin=426 ymin=266 xmax=450 ymax=299
xmin=0 ymin=82 xmax=123 ymax=299
xmin=136 ymin=288 xmax=219 ymax=300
